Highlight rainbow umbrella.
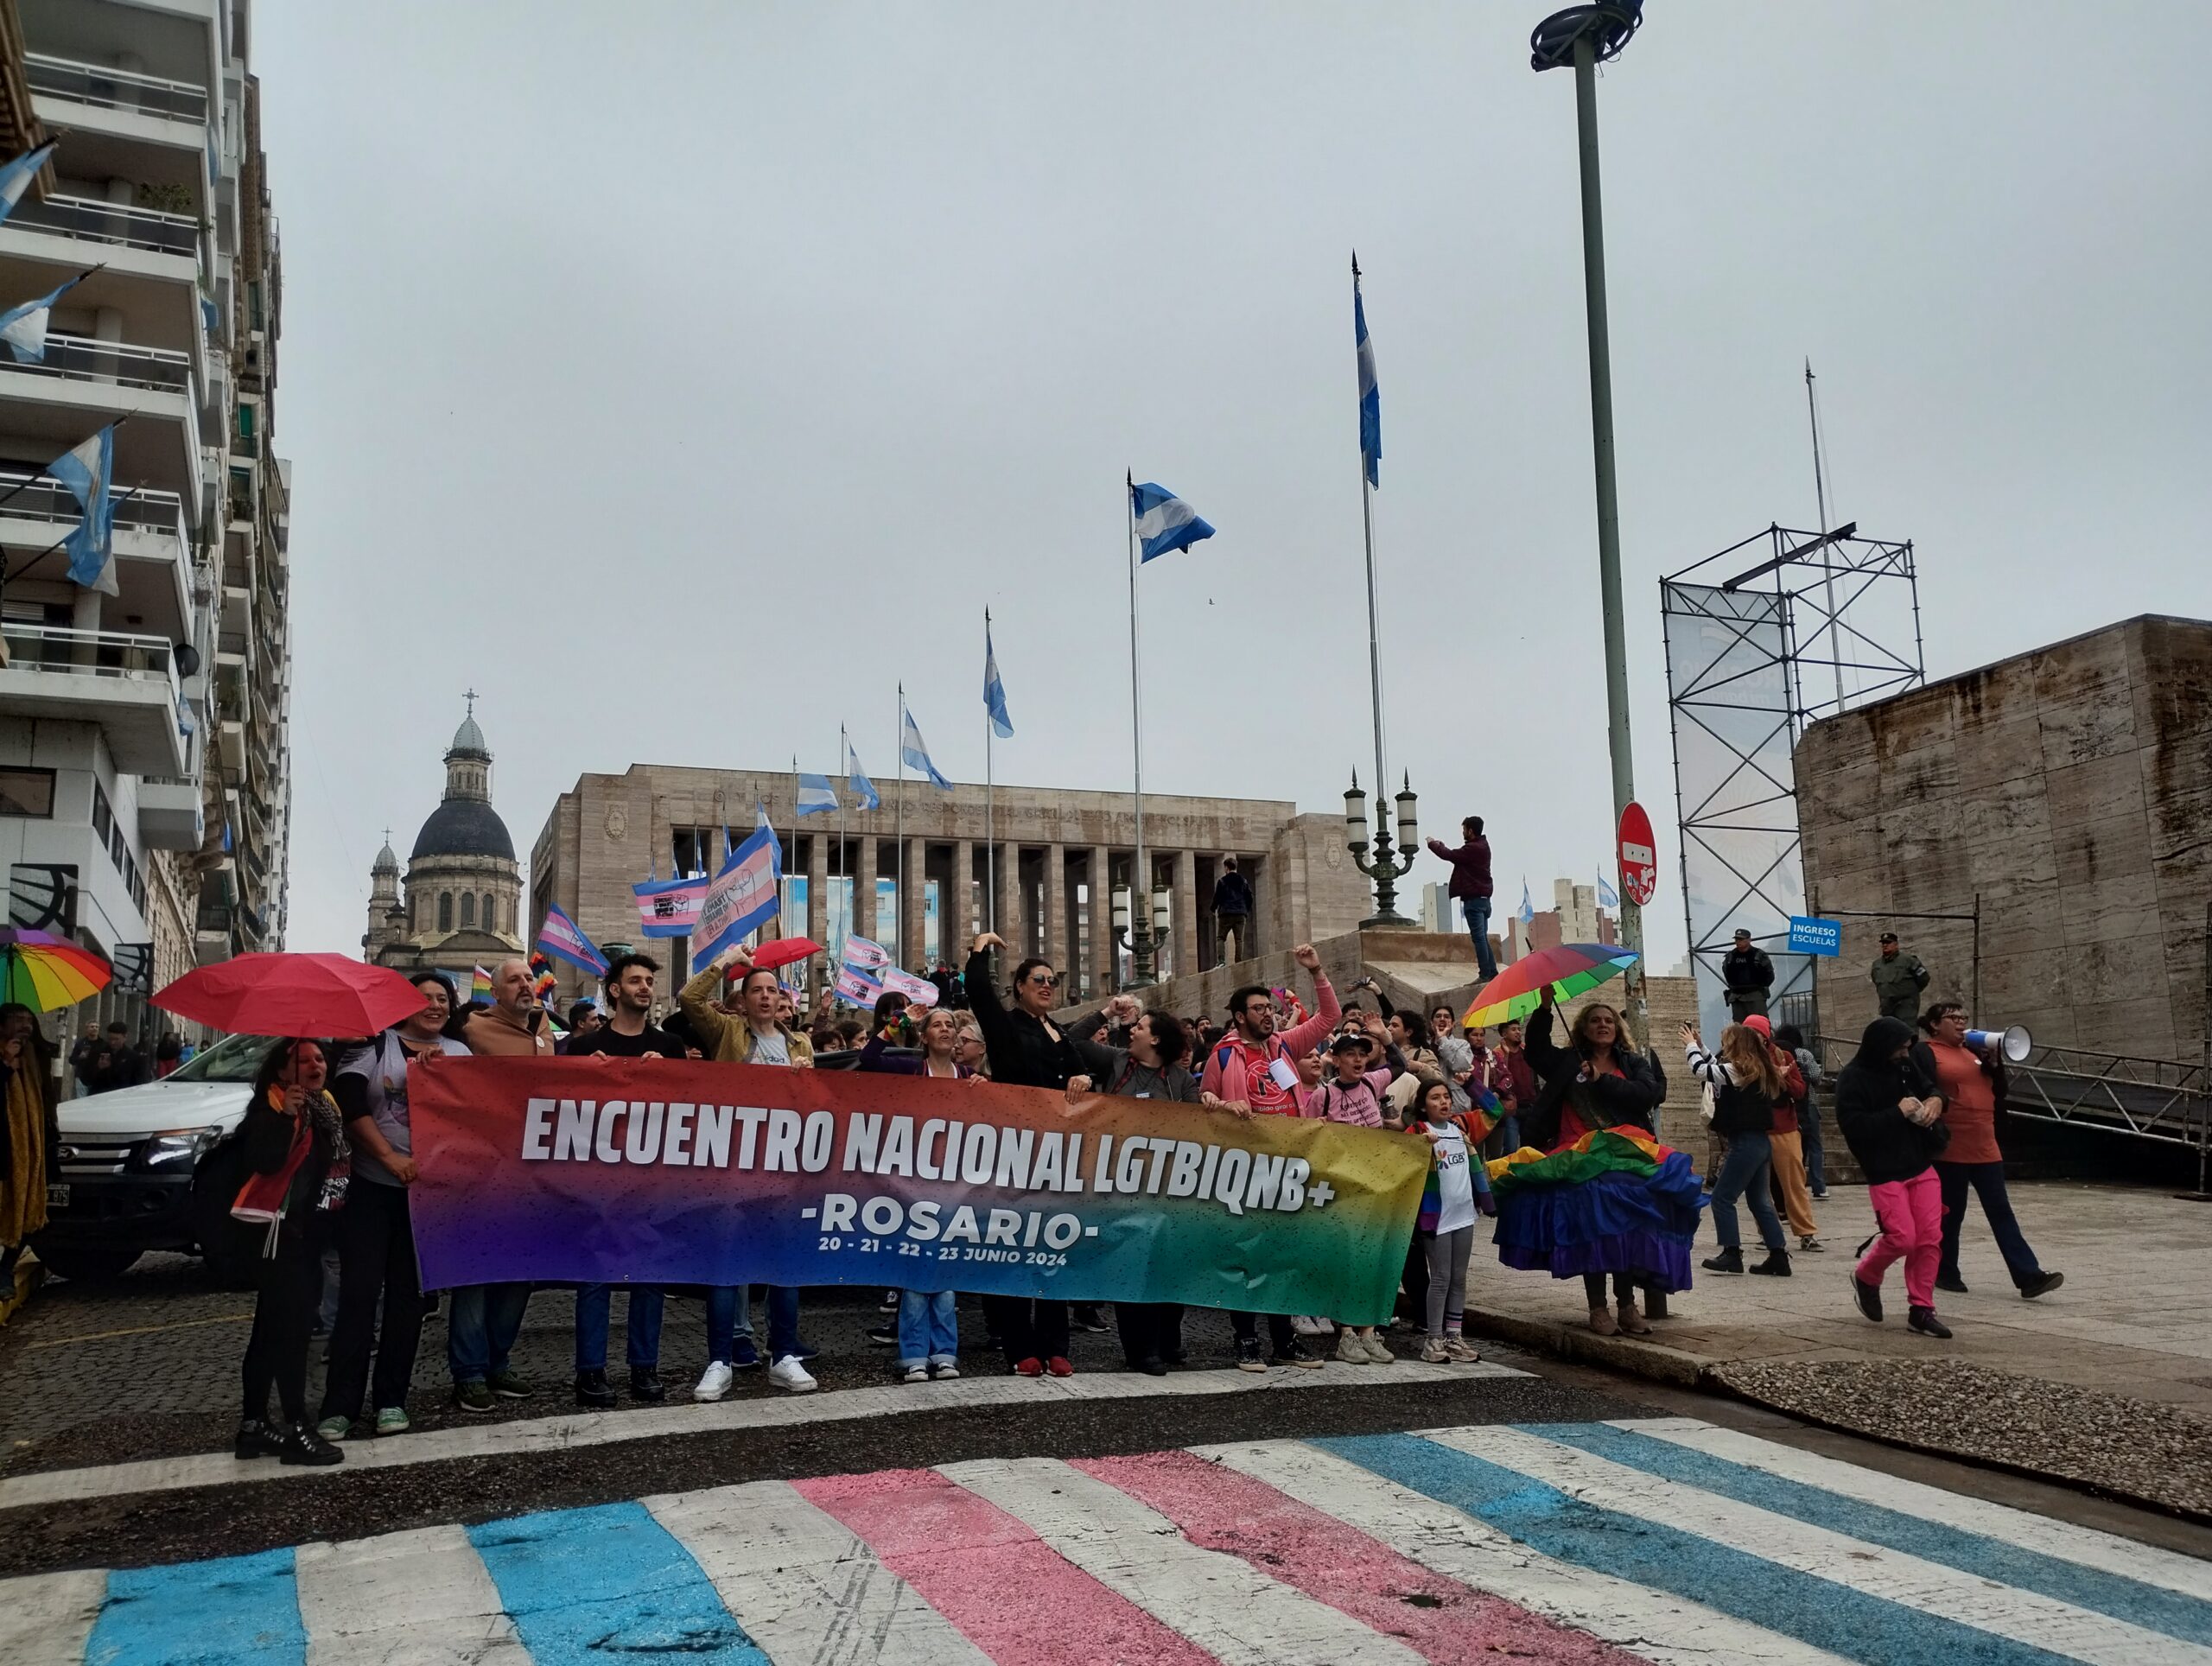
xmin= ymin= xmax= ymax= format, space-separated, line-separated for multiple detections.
xmin=1462 ymin=942 xmax=1638 ymax=1030
xmin=0 ymin=928 xmax=112 ymax=1014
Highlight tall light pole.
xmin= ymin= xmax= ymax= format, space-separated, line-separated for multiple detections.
xmin=1533 ymin=0 xmax=1648 ymax=1033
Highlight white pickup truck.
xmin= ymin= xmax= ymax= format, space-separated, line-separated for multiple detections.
xmin=36 ymin=1033 xmax=275 ymax=1283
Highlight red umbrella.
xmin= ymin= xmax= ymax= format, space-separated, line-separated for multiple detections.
xmin=154 ymin=952 xmax=429 ymax=1039
xmin=746 ymin=936 xmax=823 ymax=973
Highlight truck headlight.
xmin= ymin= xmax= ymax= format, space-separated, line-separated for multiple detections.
xmin=143 ymin=1125 xmax=226 ymax=1167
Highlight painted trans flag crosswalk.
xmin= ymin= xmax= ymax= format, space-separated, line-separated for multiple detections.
xmin=7 ymin=1417 xmax=2209 ymax=1665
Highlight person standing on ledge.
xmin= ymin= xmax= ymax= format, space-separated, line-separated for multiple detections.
xmin=1211 ymin=856 xmax=1255 ymax=965
xmin=1426 ymin=817 xmax=1497 ymax=979
xmin=1871 ymin=932 xmax=1930 ymax=1024
xmin=1721 ymin=929 xmax=1773 ymax=1022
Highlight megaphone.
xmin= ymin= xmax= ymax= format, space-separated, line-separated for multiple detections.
xmin=1966 ymin=1025 xmax=2031 ymax=1064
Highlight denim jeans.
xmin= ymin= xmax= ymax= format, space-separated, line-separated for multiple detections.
xmin=575 ymin=1284 xmax=665 ymax=1372
xmin=895 ymin=1288 xmax=957 ymax=1372
xmin=1462 ymin=897 xmax=1497 ymax=978
xmin=705 ymin=1284 xmax=799 ymax=1363
xmin=1710 ymin=1130 xmax=1784 ymax=1251
xmin=1936 ymin=1161 xmax=2044 ymax=1288
xmin=447 ymin=1282 xmax=531 ymax=1383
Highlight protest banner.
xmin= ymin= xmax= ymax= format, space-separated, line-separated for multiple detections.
xmin=409 ymin=1057 xmax=1428 ymax=1323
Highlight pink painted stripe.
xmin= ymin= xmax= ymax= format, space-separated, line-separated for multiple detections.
xmin=793 ymin=1467 xmax=1217 ymax=1666
xmin=1073 ymin=1450 xmax=1640 ymax=1665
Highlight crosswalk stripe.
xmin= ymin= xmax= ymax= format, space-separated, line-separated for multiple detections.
xmin=941 ymin=1454 xmax=1427 ymax=1665
xmin=293 ymin=1523 xmax=530 ymax=1663
xmin=1433 ymin=1426 xmax=2212 ymax=1666
xmin=1326 ymin=1430 xmax=2079 ymax=1666
xmin=1204 ymin=1438 xmax=1856 ymax=1666
xmin=84 ymin=1545 xmax=306 ymax=1666
xmin=793 ymin=1466 xmax=1215 ymax=1664
xmin=1554 ymin=1421 xmax=2212 ymax=1648
xmin=1614 ymin=1416 xmax=2212 ymax=1601
xmin=467 ymin=1500 xmax=766 ymax=1663
xmin=645 ymin=1478 xmax=991 ymax=1665
xmin=1077 ymin=1448 xmax=1644 ymax=1663
xmin=0 ymin=1567 xmax=104 ymax=1666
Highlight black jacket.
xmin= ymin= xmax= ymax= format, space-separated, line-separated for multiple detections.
xmin=1721 ymin=946 xmax=1774 ymax=995
xmin=239 ymin=1094 xmax=340 ymax=1253
xmin=963 ymin=949 xmax=1115 ymax=1091
xmin=1211 ymin=871 xmax=1253 ymax=916
xmin=1521 ymin=1005 xmax=1667 ymax=1150
xmin=1834 ymin=1018 xmax=1948 ymax=1184
xmin=1689 ymin=1049 xmax=1776 ymax=1137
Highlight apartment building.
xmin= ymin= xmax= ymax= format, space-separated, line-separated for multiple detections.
xmin=0 ymin=0 xmax=289 ymax=1018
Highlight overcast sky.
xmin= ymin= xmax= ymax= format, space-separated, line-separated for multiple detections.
xmin=257 ymin=2 xmax=2211 ymax=966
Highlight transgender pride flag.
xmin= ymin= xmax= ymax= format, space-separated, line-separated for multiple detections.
xmin=535 ymin=903 xmax=607 ymax=978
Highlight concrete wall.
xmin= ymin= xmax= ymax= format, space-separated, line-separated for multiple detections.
xmin=1798 ymin=614 xmax=2212 ymax=1062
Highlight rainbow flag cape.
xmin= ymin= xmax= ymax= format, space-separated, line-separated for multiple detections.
xmin=1486 ymin=1126 xmax=1705 ymax=1292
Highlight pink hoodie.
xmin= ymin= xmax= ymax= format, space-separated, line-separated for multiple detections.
xmin=1200 ymin=976 xmax=1341 ymax=1112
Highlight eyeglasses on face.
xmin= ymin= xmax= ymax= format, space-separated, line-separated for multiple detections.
xmin=1026 ymin=972 xmax=1060 ymax=988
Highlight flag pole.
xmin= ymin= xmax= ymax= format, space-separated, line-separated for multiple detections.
xmin=985 ymin=607 xmax=997 ymax=941
xmin=1356 ymin=254 xmax=1389 ymax=852
xmin=837 ymin=723 xmax=849 ymax=964
xmin=1125 ymin=471 xmax=1151 ymax=989
xmin=894 ymin=682 xmax=906 ymax=971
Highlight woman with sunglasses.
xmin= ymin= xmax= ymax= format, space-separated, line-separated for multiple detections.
xmin=963 ymin=932 xmax=1117 ymax=1377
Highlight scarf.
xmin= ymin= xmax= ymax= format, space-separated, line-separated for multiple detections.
xmin=232 ymin=1088 xmax=350 ymax=1253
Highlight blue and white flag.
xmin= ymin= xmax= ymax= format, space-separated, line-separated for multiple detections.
xmin=798 ymin=771 xmax=839 ymax=816
xmin=1597 ymin=872 xmax=1620 ymax=909
xmin=901 ymin=703 xmax=951 ymax=790
xmin=847 ymin=741 xmax=880 ymax=811
xmin=48 ymin=426 xmax=118 ymax=595
xmin=1519 ymin=879 xmax=1535 ymax=925
xmin=1130 ymin=480 xmax=1216 ymax=563
xmin=983 ymin=625 xmax=1014 ymax=739
xmin=0 ymin=271 xmax=85 ymax=365
xmin=0 ymin=140 xmax=57 ymax=229
xmin=1354 ymin=258 xmax=1381 ymax=487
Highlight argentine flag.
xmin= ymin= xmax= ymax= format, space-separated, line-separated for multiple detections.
xmin=0 ymin=141 xmax=57 ymax=229
xmin=1597 ymin=872 xmax=1620 ymax=909
xmin=1130 ymin=480 xmax=1215 ymax=563
xmin=797 ymin=772 xmax=839 ymax=816
xmin=847 ymin=742 xmax=880 ymax=811
xmin=901 ymin=703 xmax=951 ymax=790
xmin=1519 ymin=879 xmax=1535 ymax=925
xmin=1355 ymin=258 xmax=1381 ymax=487
xmin=0 ymin=270 xmax=86 ymax=365
xmin=983 ymin=626 xmax=1014 ymax=739
xmin=48 ymin=426 xmax=118 ymax=595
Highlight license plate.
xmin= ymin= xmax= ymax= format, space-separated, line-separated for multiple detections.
xmin=45 ymin=1183 xmax=68 ymax=1209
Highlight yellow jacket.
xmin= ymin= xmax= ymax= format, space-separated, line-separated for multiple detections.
xmin=677 ymin=963 xmax=815 ymax=1066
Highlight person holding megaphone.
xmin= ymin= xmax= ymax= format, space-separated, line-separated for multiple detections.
xmin=1913 ymin=1003 xmax=2064 ymax=1301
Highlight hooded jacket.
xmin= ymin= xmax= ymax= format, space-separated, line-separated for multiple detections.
xmin=1834 ymin=1017 xmax=1948 ymax=1184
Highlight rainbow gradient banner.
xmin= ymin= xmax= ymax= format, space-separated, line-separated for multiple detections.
xmin=408 ymin=1057 xmax=1429 ymax=1323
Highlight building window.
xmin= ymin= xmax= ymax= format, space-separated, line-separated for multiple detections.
xmin=481 ymin=893 xmax=497 ymax=932
xmin=91 ymin=780 xmax=113 ymax=843
xmin=460 ymin=893 xmax=475 ymax=928
xmin=237 ymin=403 xmax=255 ymax=442
xmin=438 ymin=893 xmax=453 ymax=932
xmin=0 ymin=768 xmax=54 ymax=818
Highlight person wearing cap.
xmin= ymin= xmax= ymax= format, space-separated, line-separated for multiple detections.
xmin=1872 ymin=933 xmax=1931 ymax=1024
xmin=1720 ymin=929 xmax=1773 ymax=1022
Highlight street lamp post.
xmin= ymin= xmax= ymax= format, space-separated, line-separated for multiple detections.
xmin=1532 ymin=0 xmax=1649 ymax=1034
xmin=1345 ymin=773 xmax=1421 ymax=929
xmin=1112 ymin=879 xmax=1159 ymax=990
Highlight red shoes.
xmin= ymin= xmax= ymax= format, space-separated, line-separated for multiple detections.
xmin=1013 ymin=1357 xmax=1044 ymax=1377
xmin=1046 ymin=1356 xmax=1075 ymax=1377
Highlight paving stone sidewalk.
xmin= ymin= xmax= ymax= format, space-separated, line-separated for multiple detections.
xmin=1464 ymin=1179 xmax=2212 ymax=1517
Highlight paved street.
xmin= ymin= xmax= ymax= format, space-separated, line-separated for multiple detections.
xmin=7 ymin=1411 xmax=2211 ymax=1665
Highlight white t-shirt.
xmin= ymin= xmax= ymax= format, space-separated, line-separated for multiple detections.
xmin=1430 ymin=1123 xmax=1478 ymax=1234
xmin=748 ymin=1028 xmax=791 ymax=1067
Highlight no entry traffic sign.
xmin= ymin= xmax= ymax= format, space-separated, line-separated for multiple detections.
xmin=1617 ymin=802 xmax=1657 ymax=907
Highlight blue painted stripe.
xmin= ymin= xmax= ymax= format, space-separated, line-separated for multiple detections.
xmin=86 ymin=1545 xmax=305 ymax=1665
xmin=1527 ymin=1421 xmax=2212 ymax=1648
xmin=1317 ymin=1432 xmax=2080 ymax=1666
xmin=467 ymin=1499 xmax=766 ymax=1664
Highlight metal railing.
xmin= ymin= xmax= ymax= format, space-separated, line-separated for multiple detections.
xmin=3 ymin=333 xmax=191 ymax=394
xmin=3 ymin=193 xmax=200 ymax=257
xmin=0 ymin=472 xmax=187 ymax=543
xmin=0 ymin=621 xmax=181 ymax=690
xmin=24 ymin=53 xmax=210 ymax=124
xmin=2004 ymin=1043 xmax=2210 ymax=1149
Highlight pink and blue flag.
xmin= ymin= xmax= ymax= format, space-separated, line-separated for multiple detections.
xmin=535 ymin=902 xmax=607 ymax=978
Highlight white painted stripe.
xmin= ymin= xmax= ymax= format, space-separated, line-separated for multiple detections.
xmin=1206 ymin=1438 xmax=1851 ymax=1666
xmin=1430 ymin=1425 xmax=2212 ymax=1666
xmin=0 ymin=1567 xmax=105 ymax=1666
xmin=646 ymin=1478 xmax=989 ymax=1666
xmin=1612 ymin=1415 xmax=2212 ymax=1599
xmin=1 ymin=1359 xmax=1521 ymax=1515
xmin=940 ymin=1455 xmax=1425 ymax=1666
xmin=293 ymin=1523 xmax=529 ymax=1664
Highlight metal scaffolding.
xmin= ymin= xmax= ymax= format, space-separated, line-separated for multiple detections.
xmin=1661 ymin=523 xmax=1923 ymax=1036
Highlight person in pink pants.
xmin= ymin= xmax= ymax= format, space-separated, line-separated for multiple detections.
xmin=1832 ymin=1017 xmax=1955 ymax=1339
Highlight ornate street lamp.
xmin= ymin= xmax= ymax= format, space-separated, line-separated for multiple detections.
xmin=1346 ymin=772 xmax=1420 ymax=928
xmin=1111 ymin=879 xmax=1159 ymax=989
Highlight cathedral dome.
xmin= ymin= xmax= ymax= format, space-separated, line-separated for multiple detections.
xmin=409 ymin=798 xmax=516 ymax=862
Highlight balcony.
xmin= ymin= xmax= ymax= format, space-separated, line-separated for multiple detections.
xmin=3 ymin=192 xmax=200 ymax=258
xmin=0 ymin=622 xmax=186 ymax=776
xmin=0 ymin=334 xmax=200 ymax=506
xmin=0 ymin=470 xmax=191 ymax=639
xmin=137 ymin=776 xmax=202 ymax=850
xmin=26 ymin=53 xmax=208 ymax=124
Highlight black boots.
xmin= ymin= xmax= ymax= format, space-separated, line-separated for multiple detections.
xmin=1908 ymin=1306 xmax=1953 ymax=1339
xmin=1748 ymin=1247 xmax=1793 ymax=1277
xmin=1700 ymin=1246 xmax=1745 ymax=1275
xmin=1851 ymin=1274 xmax=1885 ymax=1323
xmin=574 ymin=1369 xmax=618 ymax=1409
xmin=233 ymin=1418 xmax=283 ymax=1459
xmin=275 ymin=1420 xmax=344 ymax=1466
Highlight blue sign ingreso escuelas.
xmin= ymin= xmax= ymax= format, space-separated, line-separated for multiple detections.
xmin=1787 ymin=915 xmax=1841 ymax=957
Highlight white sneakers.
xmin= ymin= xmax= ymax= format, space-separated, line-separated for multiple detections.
xmin=694 ymin=1361 xmax=734 ymax=1402
xmin=768 ymin=1354 xmax=818 ymax=1394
